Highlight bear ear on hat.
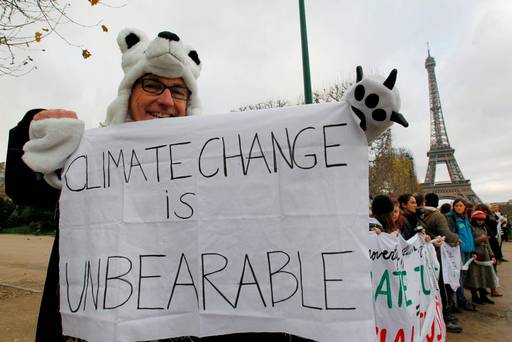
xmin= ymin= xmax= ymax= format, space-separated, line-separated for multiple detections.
xmin=183 ymin=44 xmax=201 ymax=78
xmin=117 ymin=28 xmax=148 ymax=53
xmin=188 ymin=50 xmax=200 ymax=66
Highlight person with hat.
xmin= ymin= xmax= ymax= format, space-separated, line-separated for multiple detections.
xmin=466 ymin=210 xmax=498 ymax=305
xmin=6 ymin=27 xmax=408 ymax=341
xmin=5 ymin=28 xmax=207 ymax=342
xmin=8 ymin=28 xmax=312 ymax=342
xmin=473 ymin=203 xmax=504 ymax=297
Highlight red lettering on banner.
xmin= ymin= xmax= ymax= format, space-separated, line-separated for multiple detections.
xmin=376 ymin=326 xmax=387 ymax=342
xmin=426 ymin=321 xmax=435 ymax=342
xmin=376 ymin=324 xmax=416 ymax=342
xmin=393 ymin=329 xmax=405 ymax=342
xmin=426 ymin=296 xmax=445 ymax=342
xmin=434 ymin=295 xmax=444 ymax=341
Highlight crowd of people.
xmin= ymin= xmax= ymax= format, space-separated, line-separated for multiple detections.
xmin=370 ymin=192 xmax=510 ymax=334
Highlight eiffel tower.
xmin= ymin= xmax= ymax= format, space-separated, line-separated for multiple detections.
xmin=420 ymin=47 xmax=481 ymax=204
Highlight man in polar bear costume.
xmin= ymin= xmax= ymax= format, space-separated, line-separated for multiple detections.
xmin=6 ymin=28 xmax=407 ymax=341
xmin=19 ymin=28 xmax=203 ymax=189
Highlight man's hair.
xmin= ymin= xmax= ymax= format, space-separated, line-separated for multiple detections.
xmin=425 ymin=193 xmax=439 ymax=208
xmin=413 ymin=192 xmax=425 ymax=207
xmin=440 ymin=203 xmax=451 ymax=214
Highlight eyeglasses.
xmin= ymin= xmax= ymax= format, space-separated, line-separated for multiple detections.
xmin=140 ymin=78 xmax=190 ymax=101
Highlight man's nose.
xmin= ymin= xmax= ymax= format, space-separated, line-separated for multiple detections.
xmin=156 ymin=89 xmax=175 ymax=106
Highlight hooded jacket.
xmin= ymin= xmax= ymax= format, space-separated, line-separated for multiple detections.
xmin=446 ymin=211 xmax=475 ymax=253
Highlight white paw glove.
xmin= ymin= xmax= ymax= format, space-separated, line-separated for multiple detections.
xmin=22 ymin=118 xmax=85 ymax=189
xmin=343 ymin=66 xmax=408 ymax=143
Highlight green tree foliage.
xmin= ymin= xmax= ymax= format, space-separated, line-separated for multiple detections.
xmin=4 ymin=204 xmax=57 ymax=233
xmin=369 ymin=130 xmax=419 ymax=198
xmin=0 ymin=196 xmax=15 ymax=226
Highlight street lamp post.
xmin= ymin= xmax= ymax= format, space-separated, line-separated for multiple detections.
xmin=298 ymin=0 xmax=312 ymax=104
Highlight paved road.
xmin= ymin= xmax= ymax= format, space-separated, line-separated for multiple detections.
xmin=0 ymin=234 xmax=511 ymax=341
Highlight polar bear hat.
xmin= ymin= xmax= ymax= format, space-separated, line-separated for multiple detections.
xmin=105 ymin=28 xmax=202 ymax=125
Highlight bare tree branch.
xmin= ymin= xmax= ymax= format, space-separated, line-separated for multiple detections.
xmin=0 ymin=0 xmax=122 ymax=76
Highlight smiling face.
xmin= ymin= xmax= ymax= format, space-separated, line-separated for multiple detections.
xmin=129 ymin=75 xmax=188 ymax=121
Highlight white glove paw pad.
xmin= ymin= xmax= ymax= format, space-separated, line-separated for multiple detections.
xmin=344 ymin=66 xmax=408 ymax=142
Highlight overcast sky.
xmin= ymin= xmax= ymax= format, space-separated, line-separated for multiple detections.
xmin=1 ymin=0 xmax=511 ymax=203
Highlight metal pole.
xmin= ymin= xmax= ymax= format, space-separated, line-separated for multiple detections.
xmin=298 ymin=0 xmax=312 ymax=104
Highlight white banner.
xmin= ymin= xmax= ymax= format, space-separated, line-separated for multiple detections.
xmin=59 ymin=103 xmax=375 ymax=342
xmin=369 ymin=233 xmax=445 ymax=342
xmin=440 ymin=243 xmax=461 ymax=291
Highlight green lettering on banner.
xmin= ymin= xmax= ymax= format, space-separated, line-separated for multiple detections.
xmin=392 ymin=270 xmax=412 ymax=307
xmin=374 ymin=270 xmax=392 ymax=309
xmin=414 ymin=265 xmax=431 ymax=295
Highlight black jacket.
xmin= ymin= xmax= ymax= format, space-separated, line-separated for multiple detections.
xmin=6 ymin=109 xmax=64 ymax=341
xmin=399 ymin=210 xmax=427 ymax=240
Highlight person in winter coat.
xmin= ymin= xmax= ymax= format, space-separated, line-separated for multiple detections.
xmin=421 ymin=192 xmax=463 ymax=332
xmin=7 ymin=28 xmax=314 ymax=342
xmin=483 ymin=204 xmax=505 ymax=261
xmin=503 ymin=216 xmax=510 ymax=242
xmin=474 ymin=203 xmax=504 ymax=297
xmin=465 ymin=210 xmax=498 ymax=304
xmin=5 ymin=28 xmax=206 ymax=342
xmin=421 ymin=193 xmax=459 ymax=244
xmin=445 ymin=198 xmax=477 ymax=311
xmin=492 ymin=204 xmax=509 ymax=255
xmin=396 ymin=193 xmax=427 ymax=240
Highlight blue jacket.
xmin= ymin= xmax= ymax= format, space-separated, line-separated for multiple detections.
xmin=446 ymin=212 xmax=475 ymax=253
